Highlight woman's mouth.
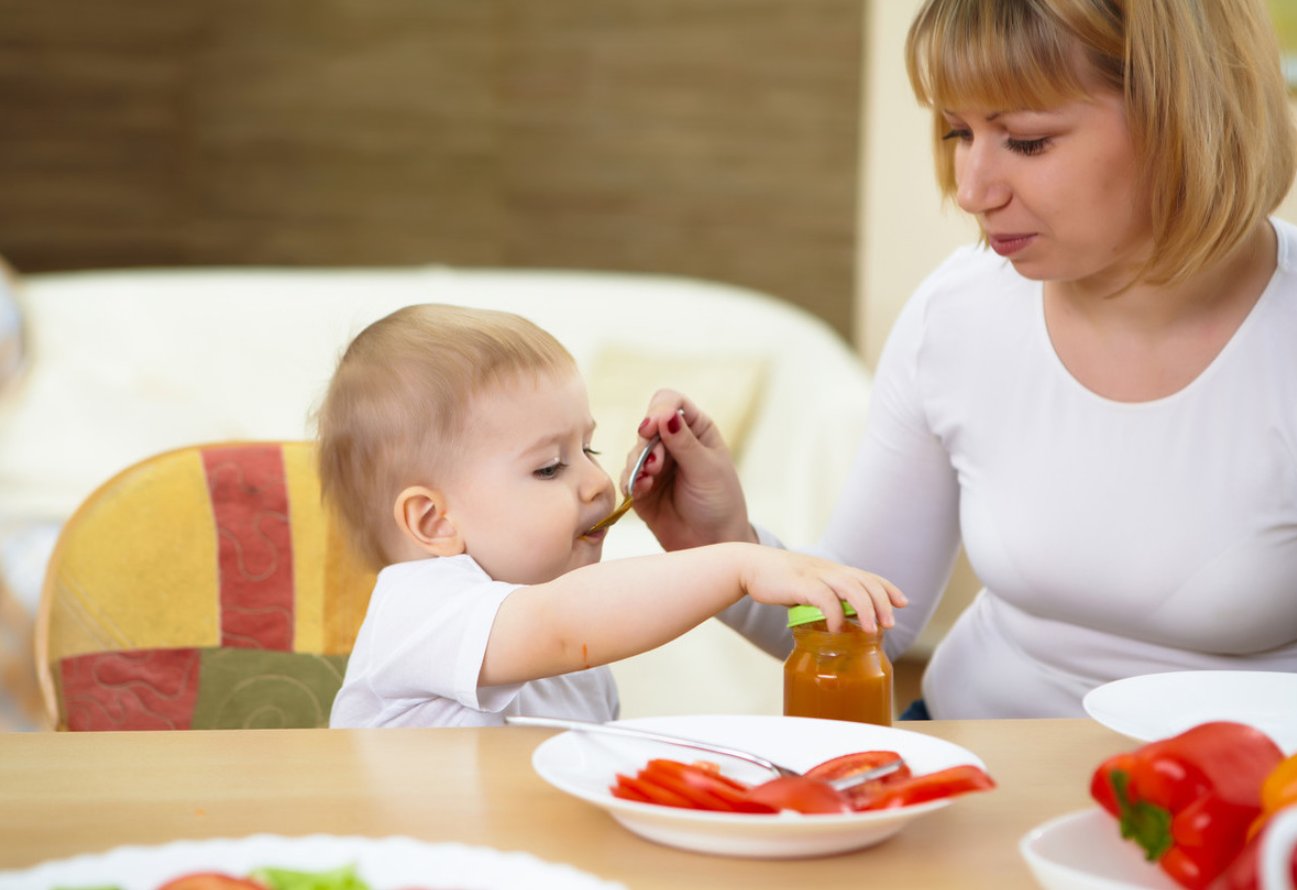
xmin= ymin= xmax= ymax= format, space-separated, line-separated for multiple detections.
xmin=988 ymin=233 xmax=1035 ymax=257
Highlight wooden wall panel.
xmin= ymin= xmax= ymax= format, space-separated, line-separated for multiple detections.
xmin=497 ymin=2 xmax=861 ymax=334
xmin=0 ymin=0 xmax=861 ymax=336
xmin=0 ymin=1 xmax=199 ymax=267
xmin=183 ymin=0 xmax=505 ymax=265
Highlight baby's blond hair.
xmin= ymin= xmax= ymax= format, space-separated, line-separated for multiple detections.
xmin=316 ymin=304 xmax=576 ymax=569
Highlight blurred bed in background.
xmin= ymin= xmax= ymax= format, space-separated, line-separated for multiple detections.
xmin=0 ymin=264 xmax=874 ymax=729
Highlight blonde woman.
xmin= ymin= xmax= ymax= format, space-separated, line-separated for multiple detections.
xmin=625 ymin=0 xmax=1297 ymax=719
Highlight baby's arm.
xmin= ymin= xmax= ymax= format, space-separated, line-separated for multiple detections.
xmin=479 ymin=542 xmax=905 ymax=686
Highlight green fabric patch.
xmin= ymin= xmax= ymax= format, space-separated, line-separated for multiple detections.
xmin=192 ymin=648 xmax=349 ymax=729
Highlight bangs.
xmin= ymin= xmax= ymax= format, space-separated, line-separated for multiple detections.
xmin=907 ymin=0 xmax=1093 ymax=113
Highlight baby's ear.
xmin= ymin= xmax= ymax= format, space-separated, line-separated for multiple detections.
xmin=393 ymin=486 xmax=465 ymax=557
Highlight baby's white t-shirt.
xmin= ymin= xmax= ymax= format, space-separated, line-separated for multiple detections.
xmin=331 ymin=554 xmax=619 ymax=728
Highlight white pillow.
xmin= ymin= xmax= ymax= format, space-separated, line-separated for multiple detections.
xmin=586 ymin=344 xmax=767 ymax=474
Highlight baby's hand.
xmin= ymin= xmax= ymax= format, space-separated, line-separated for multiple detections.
xmin=738 ymin=546 xmax=906 ymax=632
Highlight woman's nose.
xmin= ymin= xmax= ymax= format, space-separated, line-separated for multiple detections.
xmin=955 ymin=143 xmax=1010 ymax=215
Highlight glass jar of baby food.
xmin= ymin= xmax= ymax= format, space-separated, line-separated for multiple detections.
xmin=783 ymin=603 xmax=893 ymax=726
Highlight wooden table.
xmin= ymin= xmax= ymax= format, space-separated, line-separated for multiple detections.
xmin=0 ymin=719 xmax=1132 ymax=887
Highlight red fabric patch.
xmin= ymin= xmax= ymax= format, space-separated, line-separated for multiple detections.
xmin=203 ymin=445 xmax=295 ymax=650
xmin=60 ymin=648 xmax=200 ymax=731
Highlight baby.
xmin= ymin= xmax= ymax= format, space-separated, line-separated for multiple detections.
xmin=319 ymin=304 xmax=904 ymax=727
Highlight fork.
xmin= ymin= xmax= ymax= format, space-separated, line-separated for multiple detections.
xmin=505 ymin=715 xmax=904 ymax=789
xmin=585 ymin=434 xmax=660 ymax=535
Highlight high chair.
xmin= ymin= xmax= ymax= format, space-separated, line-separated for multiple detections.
xmin=35 ymin=441 xmax=375 ymax=730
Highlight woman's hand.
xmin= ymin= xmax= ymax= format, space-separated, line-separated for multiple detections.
xmin=625 ymin=389 xmax=758 ymax=551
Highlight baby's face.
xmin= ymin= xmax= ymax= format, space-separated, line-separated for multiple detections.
xmin=441 ymin=368 xmax=616 ymax=584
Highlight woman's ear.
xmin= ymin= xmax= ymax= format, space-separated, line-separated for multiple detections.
xmin=393 ymin=485 xmax=465 ymax=557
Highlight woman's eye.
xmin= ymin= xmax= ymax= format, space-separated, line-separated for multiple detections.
xmin=1006 ymin=137 xmax=1049 ymax=157
xmin=941 ymin=128 xmax=971 ymax=143
xmin=534 ymin=462 xmax=566 ymax=480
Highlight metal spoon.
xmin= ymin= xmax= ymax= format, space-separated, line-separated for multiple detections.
xmin=505 ymin=715 xmax=904 ymax=789
xmin=585 ymin=435 xmax=659 ymax=535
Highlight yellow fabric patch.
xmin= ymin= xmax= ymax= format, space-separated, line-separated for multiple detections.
xmin=322 ymin=514 xmax=373 ymax=655
xmin=283 ymin=440 xmax=374 ymax=654
xmin=283 ymin=441 xmax=326 ymax=653
xmin=586 ymin=345 xmax=768 ymax=475
xmin=45 ymin=448 xmax=219 ymax=662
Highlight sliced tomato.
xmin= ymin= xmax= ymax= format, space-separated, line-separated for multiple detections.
xmin=612 ymin=772 xmax=695 ymax=809
xmin=680 ymin=759 xmax=753 ymax=792
xmin=641 ymin=759 xmax=776 ymax=813
xmin=158 ymin=874 xmax=266 ymax=890
xmin=805 ymin=750 xmax=908 ymax=782
xmin=610 ymin=774 xmax=653 ymax=803
xmin=856 ymin=764 xmax=996 ymax=810
xmin=742 ymin=776 xmax=852 ymax=815
xmin=639 ymin=761 xmax=742 ymax=811
xmin=805 ymin=750 xmax=912 ymax=809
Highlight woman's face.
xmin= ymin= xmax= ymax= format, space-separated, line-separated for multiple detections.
xmin=941 ymin=82 xmax=1153 ymax=291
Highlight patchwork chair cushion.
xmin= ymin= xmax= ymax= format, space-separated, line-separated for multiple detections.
xmin=36 ymin=441 xmax=375 ymax=730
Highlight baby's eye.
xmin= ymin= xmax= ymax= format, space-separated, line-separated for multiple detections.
xmin=533 ymin=461 xmax=566 ymax=480
xmin=583 ymin=446 xmax=602 ymax=460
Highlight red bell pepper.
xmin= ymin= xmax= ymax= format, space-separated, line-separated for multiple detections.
xmin=1216 ymin=751 xmax=1297 ymax=890
xmin=1090 ymin=721 xmax=1284 ymax=890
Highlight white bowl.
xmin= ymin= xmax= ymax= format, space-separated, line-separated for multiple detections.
xmin=1083 ymin=671 xmax=1297 ymax=753
xmin=529 ymin=714 xmax=987 ymax=858
xmin=1019 ymin=809 xmax=1178 ymax=890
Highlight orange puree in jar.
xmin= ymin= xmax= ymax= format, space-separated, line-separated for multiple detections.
xmin=783 ymin=604 xmax=892 ymax=725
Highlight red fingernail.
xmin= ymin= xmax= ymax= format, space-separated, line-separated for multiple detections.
xmin=667 ymin=415 xmax=681 ymax=434
xmin=645 ymin=452 xmax=657 ymax=465
xmin=638 ymin=418 xmax=651 ymax=435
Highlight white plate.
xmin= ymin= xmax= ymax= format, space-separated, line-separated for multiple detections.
xmin=0 ymin=834 xmax=626 ymax=890
xmin=1083 ymin=671 xmax=1297 ymax=752
xmin=529 ymin=713 xmax=988 ymax=859
xmin=1020 ymin=809 xmax=1178 ymax=890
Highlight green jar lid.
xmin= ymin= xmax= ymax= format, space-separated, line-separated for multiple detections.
xmin=787 ymin=602 xmax=858 ymax=628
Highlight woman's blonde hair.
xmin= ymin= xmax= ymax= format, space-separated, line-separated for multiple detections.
xmin=315 ymin=304 xmax=576 ymax=569
xmin=906 ymin=0 xmax=1296 ymax=286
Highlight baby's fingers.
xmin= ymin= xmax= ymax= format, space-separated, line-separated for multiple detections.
xmin=828 ymin=572 xmax=905 ymax=633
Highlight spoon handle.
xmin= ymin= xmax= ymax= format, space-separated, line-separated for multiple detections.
xmin=505 ymin=715 xmax=794 ymax=778
xmin=585 ymin=435 xmax=661 ymax=534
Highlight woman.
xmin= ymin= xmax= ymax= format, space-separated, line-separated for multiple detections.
xmin=623 ymin=0 xmax=1297 ymax=718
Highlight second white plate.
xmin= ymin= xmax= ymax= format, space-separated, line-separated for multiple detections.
xmin=1083 ymin=670 xmax=1297 ymax=752
xmin=530 ymin=714 xmax=988 ymax=859
xmin=0 ymin=834 xmax=625 ymax=890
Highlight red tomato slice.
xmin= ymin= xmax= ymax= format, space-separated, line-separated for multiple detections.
xmin=742 ymin=776 xmax=852 ymax=815
xmin=805 ymin=750 xmax=908 ymax=782
xmin=642 ymin=760 xmax=775 ymax=813
xmin=858 ymin=764 xmax=996 ymax=810
xmin=805 ymin=750 xmax=913 ymax=809
xmin=613 ymin=772 xmax=695 ymax=809
xmin=158 ymin=875 xmax=266 ymax=890
xmin=677 ymin=759 xmax=753 ymax=792
xmin=639 ymin=761 xmax=741 ymax=811
xmin=610 ymin=775 xmax=653 ymax=804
